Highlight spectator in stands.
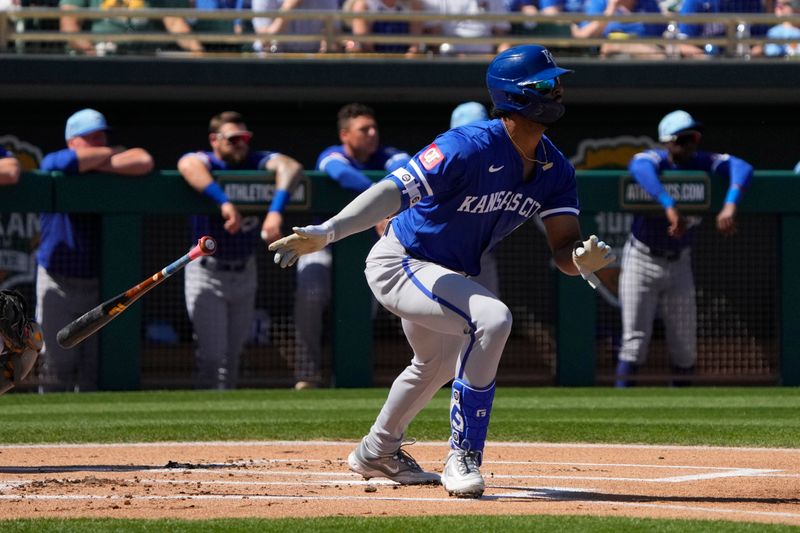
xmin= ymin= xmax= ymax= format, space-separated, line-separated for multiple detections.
xmin=616 ymin=110 xmax=752 ymax=387
xmin=290 ymin=103 xmax=410 ymax=390
xmin=346 ymin=0 xmax=424 ymax=55
xmin=59 ymin=0 xmax=204 ymax=55
xmin=178 ymin=111 xmax=304 ymax=389
xmin=421 ymin=0 xmax=511 ymax=55
xmin=191 ymin=0 xmax=246 ymax=51
xmin=0 ymin=148 xmax=21 ymax=185
xmin=37 ymin=109 xmax=154 ymax=392
xmin=675 ymin=0 xmax=766 ymax=57
xmin=252 ymin=0 xmax=339 ymax=53
xmin=751 ymin=0 xmax=800 ymax=57
xmin=571 ymin=0 xmax=666 ymax=58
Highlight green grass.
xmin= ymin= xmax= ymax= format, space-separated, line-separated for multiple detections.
xmin=1 ymin=387 xmax=798 ymax=532
xmin=1 ymin=516 xmax=798 ymax=532
xmin=0 ymin=387 xmax=798 ymax=447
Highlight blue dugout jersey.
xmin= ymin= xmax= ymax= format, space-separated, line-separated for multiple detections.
xmin=584 ymin=0 xmax=664 ymax=36
xmin=37 ymin=148 xmax=101 ymax=278
xmin=628 ymin=148 xmax=753 ymax=252
xmin=317 ymin=144 xmax=410 ymax=193
xmin=184 ymin=150 xmax=276 ymax=261
xmin=386 ymin=119 xmax=579 ymax=276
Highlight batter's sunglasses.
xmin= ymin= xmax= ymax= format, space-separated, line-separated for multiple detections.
xmin=522 ymin=77 xmax=561 ymax=96
xmin=216 ymin=131 xmax=253 ymax=144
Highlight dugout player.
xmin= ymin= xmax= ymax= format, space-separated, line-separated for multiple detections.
xmin=292 ymin=103 xmax=410 ymax=390
xmin=270 ymin=45 xmax=614 ymax=498
xmin=37 ymin=109 xmax=155 ymax=392
xmin=615 ymin=110 xmax=753 ymax=387
xmin=178 ymin=111 xmax=304 ymax=390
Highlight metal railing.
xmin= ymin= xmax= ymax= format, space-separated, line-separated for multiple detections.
xmin=2 ymin=8 xmax=800 ymax=58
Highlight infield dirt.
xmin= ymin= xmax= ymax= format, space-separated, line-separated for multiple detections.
xmin=0 ymin=441 xmax=798 ymax=525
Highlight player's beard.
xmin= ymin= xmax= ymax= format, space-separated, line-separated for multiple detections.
xmin=222 ymin=148 xmax=248 ymax=166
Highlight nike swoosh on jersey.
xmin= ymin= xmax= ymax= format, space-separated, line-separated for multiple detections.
xmin=488 ymin=165 xmax=504 ymax=173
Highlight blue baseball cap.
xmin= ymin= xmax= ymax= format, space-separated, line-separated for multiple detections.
xmin=658 ymin=110 xmax=702 ymax=142
xmin=450 ymin=102 xmax=488 ymax=129
xmin=65 ymin=108 xmax=110 ymax=140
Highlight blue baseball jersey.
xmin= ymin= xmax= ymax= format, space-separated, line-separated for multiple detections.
xmin=628 ymin=148 xmax=753 ymax=251
xmin=679 ymin=0 xmax=766 ymax=37
xmin=0 ymin=148 xmax=11 ymax=158
xmin=184 ymin=150 xmax=277 ymax=261
xmin=317 ymin=144 xmax=410 ymax=193
xmin=37 ymin=148 xmax=100 ymax=278
xmin=386 ymin=119 xmax=579 ymax=276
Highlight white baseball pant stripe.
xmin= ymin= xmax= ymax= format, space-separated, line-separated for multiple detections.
xmin=361 ymin=228 xmax=511 ymax=456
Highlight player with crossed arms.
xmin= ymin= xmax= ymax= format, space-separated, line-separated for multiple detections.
xmin=270 ymin=44 xmax=614 ymax=498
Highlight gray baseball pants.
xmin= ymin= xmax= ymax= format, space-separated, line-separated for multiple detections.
xmin=184 ymin=256 xmax=257 ymax=389
xmin=361 ymin=227 xmax=511 ymax=456
xmin=35 ymin=265 xmax=99 ymax=392
xmin=618 ymin=237 xmax=696 ymax=368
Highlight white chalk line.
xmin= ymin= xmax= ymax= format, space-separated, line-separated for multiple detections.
xmin=1 ymin=440 xmax=797 ymax=453
xmin=1 ymin=491 xmax=798 ymax=522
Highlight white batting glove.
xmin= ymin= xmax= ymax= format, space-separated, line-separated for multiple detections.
xmin=572 ymin=235 xmax=615 ymax=289
xmin=268 ymin=222 xmax=335 ymax=268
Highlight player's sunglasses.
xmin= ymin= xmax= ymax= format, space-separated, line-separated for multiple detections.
xmin=522 ymin=77 xmax=560 ymax=96
xmin=216 ymin=131 xmax=253 ymax=145
xmin=674 ymin=131 xmax=701 ymax=146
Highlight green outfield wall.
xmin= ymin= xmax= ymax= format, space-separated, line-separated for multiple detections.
xmin=4 ymin=170 xmax=797 ymax=389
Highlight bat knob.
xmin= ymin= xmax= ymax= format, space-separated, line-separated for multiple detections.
xmin=199 ymin=236 xmax=217 ymax=256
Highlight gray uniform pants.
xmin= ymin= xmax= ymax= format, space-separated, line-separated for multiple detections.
xmin=184 ymin=256 xmax=257 ymax=389
xmin=35 ymin=265 xmax=99 ymax=392
xmin=362 ymin=227 xmax=511 ymax=456
xmin=293 ymin=248 xmax=332 ymax=383
xmin=618 ymin=237 xmax=696 ymax=368
xmin=292 ymin=245 xmax=498 ymax=385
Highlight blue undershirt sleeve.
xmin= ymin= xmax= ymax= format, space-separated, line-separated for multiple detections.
xmin=629 ymin=155 xmax=674 ymax=209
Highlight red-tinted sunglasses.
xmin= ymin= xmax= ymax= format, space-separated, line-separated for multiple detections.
xmin=217 ymin=131 xmax=253 ymax=144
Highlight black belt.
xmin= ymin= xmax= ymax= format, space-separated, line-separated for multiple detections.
xmin=631 ymin=238 xmax=682 ymax=261
xmin=199 ymin=257 xmax=248 ymax=272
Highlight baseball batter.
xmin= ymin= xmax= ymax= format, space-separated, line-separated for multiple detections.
xmin=178 ymin=111 xmax=304 ymax=390
xmin=270 ymin=45 xmax=613 ymax=498
xmin=616 ymin=110 xmax=752 ymax=386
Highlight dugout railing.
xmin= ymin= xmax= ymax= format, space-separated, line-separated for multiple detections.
xmin=3 ymin=8 xmax=800 ymax=58
xmin=3 ymin=169 xmax=797 ymax=390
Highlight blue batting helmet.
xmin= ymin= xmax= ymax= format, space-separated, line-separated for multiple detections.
xmin=486 ymin=45 xmax=573 ymax=125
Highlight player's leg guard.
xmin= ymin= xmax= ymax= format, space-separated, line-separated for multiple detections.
xmin=615 ymin=360 xmax=638 ymax=388
xmin=443 ymin=378 xmax=495 ymax=498
xmin=449 ymin=378 xmax=495 ymax=458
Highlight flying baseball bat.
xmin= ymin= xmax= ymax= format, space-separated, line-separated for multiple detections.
xmin=56 ymin=236 xmax=217 ymax=349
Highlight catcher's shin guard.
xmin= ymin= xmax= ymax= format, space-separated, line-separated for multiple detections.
xmin=449 ymin=378 xmax=496 ymax=462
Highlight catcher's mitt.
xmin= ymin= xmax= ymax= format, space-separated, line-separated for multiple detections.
xmin=0 ymin=290 xmax=43 ymax=395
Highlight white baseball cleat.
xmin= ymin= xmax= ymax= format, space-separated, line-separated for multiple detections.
xmin=441 ymin=449 xmax=485 ymax=498
xmin=347 ymin=438 xmax=441 ymax=485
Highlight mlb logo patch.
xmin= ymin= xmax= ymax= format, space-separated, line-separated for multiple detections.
xmin=420 ymin=144 xmax=444 ymax=170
